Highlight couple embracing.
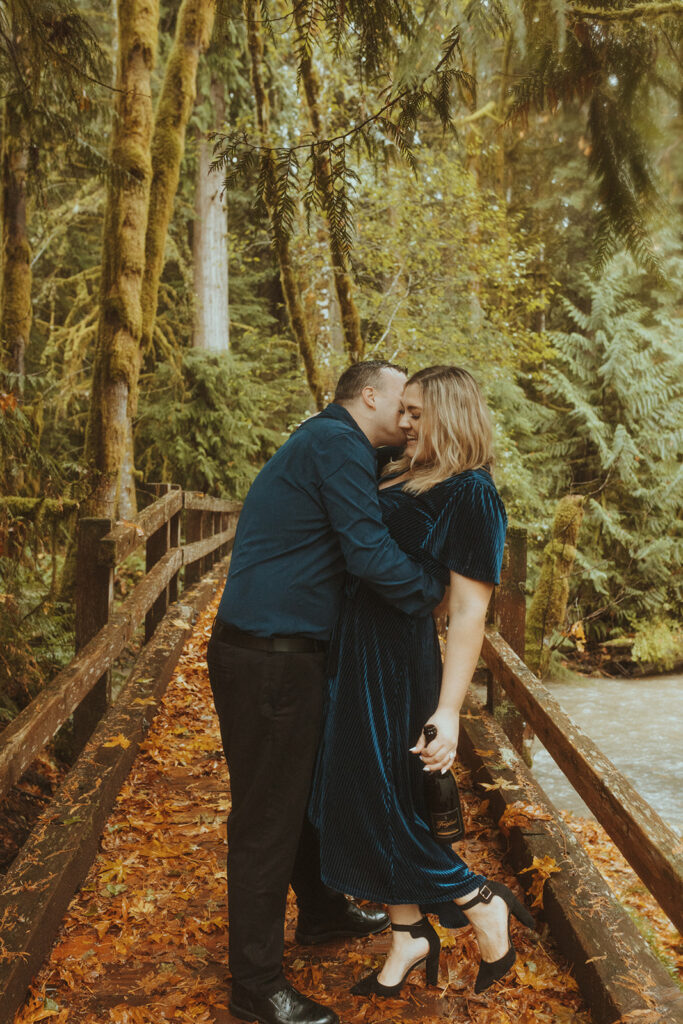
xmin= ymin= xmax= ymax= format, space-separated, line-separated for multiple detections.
xmin=207 ymin=361 xmax=535 ymax=1024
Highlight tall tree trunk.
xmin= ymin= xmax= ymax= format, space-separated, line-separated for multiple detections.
xmin=243 ymin=0 xmax=324 ymax=409
xmin=193 ymin=78 xmax=229 ymax=351
xmin=140 ymin=0 xmax=216 ymax=354
xmin=294 ymin=7 xmax=363 ymax=363
xmin=114 ymin=0 xmax=215 ymax=515
xmin=84 ymin=0 xmax=159 ymax=518
xmin=1 ymin=101 xmax=31 ymax=388
xmin=462 ymin=54 xmax=484 ymax=335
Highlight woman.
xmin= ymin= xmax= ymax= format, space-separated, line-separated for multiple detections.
xmin=309 ymin=365 xmax=535 ymax=996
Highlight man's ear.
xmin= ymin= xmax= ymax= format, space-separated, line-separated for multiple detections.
xmin=360 ymin=385 xmax=377 ymax=410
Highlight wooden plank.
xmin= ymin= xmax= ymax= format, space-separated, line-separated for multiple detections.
xmin=72 ymin=519 xmax=114 ymax=757
xmin=183 ymin=524 xmax=235 ymax=567
xmin=458 ymin=692 xmax=683 ymax=1024
xmin=97 ymin=489 xmax=183 ymax=566
xmin=0 ymin=559 xmax=230 ymax=1023
xmin=482 ymin=628 xmax=683 ymax=933
xmin=183 ymin=491 xmax=241 ymax=514
xmin=0 ymin=549 xmax=183 ymax=800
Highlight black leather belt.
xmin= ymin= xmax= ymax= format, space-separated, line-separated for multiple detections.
xmin=212 ymin=619 xmax=327 ymax=654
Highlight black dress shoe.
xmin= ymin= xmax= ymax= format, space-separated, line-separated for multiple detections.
xmin=295 ymin=899 xmax=389 ymax=945
xmin=230 ymin=982 xmax=339 ymax=1024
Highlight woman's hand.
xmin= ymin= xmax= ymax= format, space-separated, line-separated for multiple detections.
xmin=410 ymin=707 xmax=460 ymax=774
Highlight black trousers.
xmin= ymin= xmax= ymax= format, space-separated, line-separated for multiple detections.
xmin=207 ymin=630 xmax=345 ymax=995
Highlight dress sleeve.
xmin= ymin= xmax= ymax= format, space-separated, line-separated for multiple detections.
xmin=421 ymin=477 xmax=507 ymax=584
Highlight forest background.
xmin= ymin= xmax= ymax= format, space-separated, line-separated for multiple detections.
xmin=0 ymin=0 xmax=682 ymax=730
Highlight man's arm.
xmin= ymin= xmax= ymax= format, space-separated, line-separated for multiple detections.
xmin=319 ymin=444 xmax=443 ymax=616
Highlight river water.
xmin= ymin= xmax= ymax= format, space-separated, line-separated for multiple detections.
xmin=524 ymin=673 xmax=682 ymax=834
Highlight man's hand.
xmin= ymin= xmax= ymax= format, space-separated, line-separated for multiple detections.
xmin=410 ymin=707 xmax=460 ymax=774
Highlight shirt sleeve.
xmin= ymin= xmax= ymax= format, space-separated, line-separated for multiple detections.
xmin=318 ymin=441 xmax=444 ymax=616
xmin=422 ymin=477 xmax=507 ymax=584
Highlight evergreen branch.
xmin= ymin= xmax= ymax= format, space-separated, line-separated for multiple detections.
xmin=569 ymin=2 xmax=683 ymax=21
xmin=212 ymin=44 xmax=473 ymax=163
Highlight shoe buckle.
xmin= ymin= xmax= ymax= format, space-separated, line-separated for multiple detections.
xmin=479 ymin=884 xmax=493 ymax=904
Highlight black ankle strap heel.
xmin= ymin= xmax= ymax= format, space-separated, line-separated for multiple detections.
xmin=350 ymin=916 xmax=441 ymax=996
xmin=458 ymin=880 xmax=536 ymax=993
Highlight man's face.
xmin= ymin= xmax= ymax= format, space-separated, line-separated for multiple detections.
xmin=371 ymin=369 xmax=408 ymax=446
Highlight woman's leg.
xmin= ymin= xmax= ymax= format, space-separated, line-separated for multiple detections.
xmin=454 ymin=888 xmax=513 ymax=961
xmin=376 ymin=904 xmax=430 ymax=986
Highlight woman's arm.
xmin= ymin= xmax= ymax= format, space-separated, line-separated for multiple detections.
xmin=411 ymin=571 xmax=493 ymax=772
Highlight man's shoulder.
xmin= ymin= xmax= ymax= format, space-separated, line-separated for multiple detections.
xmin=299 ymin=411 xmax=363 ymax=443
xmin=298 ymin=412 xmax=373 ymax=462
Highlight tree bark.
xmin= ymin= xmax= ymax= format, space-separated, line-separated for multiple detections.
xmin=1 ymin=100 xmax=31 ymax=387
xmin=140 ymin=0 xmax=216 ymax=354
xmin=84 ymin=0 xmax=159 ymax=518
xmin=243 ymin=0 xmax=324 ymax=409
xmin=295 ymin=7 xmax=363 ymax=363
xmin=193 ymin=78 xmax=229 ymax=351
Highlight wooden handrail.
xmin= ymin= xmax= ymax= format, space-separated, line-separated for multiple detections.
xmin=98 ymin=489 xmax=184 ymax=566
xmin=0 ymin=549 xmax=182 ymax=799
xmin=481 ymin=628 xmax=683 ymax=933
xmin=0 ymin=482 xmax=242 ymax=796
xmin=183 ymin=524 xmax=236 ymax=566
xmin=184 ymin=492 xmax=242 ymax=514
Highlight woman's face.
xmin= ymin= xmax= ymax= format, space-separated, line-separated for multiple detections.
xmin=399 ymin=382 xmax=423 ymax=459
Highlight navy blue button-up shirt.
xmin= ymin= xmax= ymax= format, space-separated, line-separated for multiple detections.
xmin=216 ymin=403 xmax=443 ymax=641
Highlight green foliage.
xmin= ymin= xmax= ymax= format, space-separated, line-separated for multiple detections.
xmin=539 ymin=248 xmax=683 ymax=637
xmin=631 ymin=619 xmax=682 ymax=673
xmin=212 ymin=5 xmax=476 ymax=263
xmin=506 ymin=0 xmax=681 ymax=272
xmin=349 ymin=142 xmax=551 ymax=370
xmin=137 ymin=347 xmax=309 ymax=498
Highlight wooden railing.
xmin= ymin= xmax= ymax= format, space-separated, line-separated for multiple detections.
xmin=483 ymin=527 xmax=683 ymax=935
xmin=0 ymin=485 xmax=240 ymax=802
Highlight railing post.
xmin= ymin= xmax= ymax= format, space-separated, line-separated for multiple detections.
xmin=72 ymin=517 xmax=114 ymax=756
xmin=168 ymin=486 xmax=181 ymax=604
xmin=200 ymin=510 xmax=212 ymax=576
xmin=487 ymin=525 xmax=528 ymax=757
xmin=219 ymin=510 xmax=229 ymax=559
xmin=145 ymin=483 xmax=171 ymax=643
xmin=212 ymin=510 xmax=221 ymax=565
xmin=185 ymin=498 xmax=203 ymax=587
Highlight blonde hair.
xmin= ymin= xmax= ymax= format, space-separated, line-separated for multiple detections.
xmin=383 ymin=365 xmax=494 ymax=494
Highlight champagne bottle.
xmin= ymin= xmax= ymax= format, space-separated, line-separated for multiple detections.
xmin=422 ymin=724 xmax=465 ymax=844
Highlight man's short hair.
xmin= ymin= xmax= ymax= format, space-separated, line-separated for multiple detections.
xmin=334 ymin=360 xmax=407 ymax=403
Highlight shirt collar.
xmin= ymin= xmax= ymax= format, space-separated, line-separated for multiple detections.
xmin=318 ymin=403 xmax=377 ymax=459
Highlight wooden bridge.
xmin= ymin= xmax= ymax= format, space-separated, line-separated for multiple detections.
xmin=0 ymin=487 xmax=681 ymax=1023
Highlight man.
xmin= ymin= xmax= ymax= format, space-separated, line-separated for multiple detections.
xmin=207 ymin=360 xmax=443 ymax=1024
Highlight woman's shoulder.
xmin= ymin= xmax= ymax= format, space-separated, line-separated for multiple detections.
xmin=431 ymin=467 xmax=502 ymax=502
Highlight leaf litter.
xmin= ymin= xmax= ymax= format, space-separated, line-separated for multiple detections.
xmin=11 ymin=589 xmax=609 ymax=1023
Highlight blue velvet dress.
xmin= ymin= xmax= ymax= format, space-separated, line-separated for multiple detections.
xmin=309 ymin=468 xmax=507 ymax=915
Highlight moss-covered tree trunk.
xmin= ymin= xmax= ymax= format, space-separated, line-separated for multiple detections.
xmin=295 ymin=7 xmax=363 ymax=364
xmin=1 ymin=101 xmax=31 ymax=387
xmin=140 ymin=0 xmax=216 ymax=354
xmin=526 ymin=495 xmax=585 ymax=677
xmin=84 ymin=0 xmax=159 ymax=518
xmin=244 ymin=0 xmax=324 ymax=409
xmin=193 ymin=77 xmax=229 ymax=351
